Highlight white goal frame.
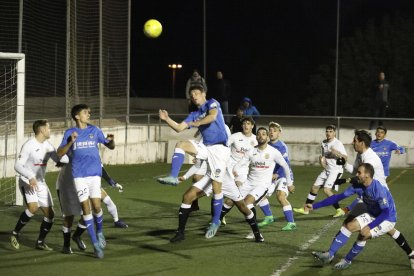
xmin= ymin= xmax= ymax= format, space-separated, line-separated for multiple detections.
xmin=0 ymin=52 xmax=25 ymax=206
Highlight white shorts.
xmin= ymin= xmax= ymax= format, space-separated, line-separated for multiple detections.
xmin=194 ymin=160 xmax=208 ymax=176
xmin=74 ymin=176 xmax=102 ymax=202
xmin=190 ymin=141 xmax=230 ymax=182
xmin=20 ymin=179 xmax=53 ymax=208
xmin=267 ymin=178 xmax=289 ymax=197
xmin=56 ymin=164 xmax=82 ymax=216
xmin=227 ymin=156 xmax=249 ymax=183
xmin=192 ymin=171 xmax=243 ymax=202
xmin=355 ymin=213 xmax=396 ymax=238
xmin=314 ymin=170 xmax=343 ymax=189
xmin=239 ymin=179 xmax=269 ymax=202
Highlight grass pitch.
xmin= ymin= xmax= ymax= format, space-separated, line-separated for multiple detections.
xmin=0 ymin=164 xmax=413 ymax=276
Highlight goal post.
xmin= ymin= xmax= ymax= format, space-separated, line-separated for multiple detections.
xmin=0 ymin=52 xmax=25 ymax=206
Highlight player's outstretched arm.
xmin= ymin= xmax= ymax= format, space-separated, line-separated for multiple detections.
xmin=159 ymin=109 xmax=188 ymax=132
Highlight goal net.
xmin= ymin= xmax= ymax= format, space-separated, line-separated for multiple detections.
xmin=0 ymin=52 xmax=25 ymax=206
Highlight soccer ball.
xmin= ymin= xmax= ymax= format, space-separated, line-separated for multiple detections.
xmin=143 ymin=19 xmax=162 ymax=38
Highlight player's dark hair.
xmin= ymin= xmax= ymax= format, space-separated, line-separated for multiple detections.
xmin=326 ymin=124 xmax=336 ymax=131
xmin=71 ymin=104 xmax=89 ymax=121
xmin=376 ymin=126 xmax=387 ymax=134
xmin=32 ymin=119 xmax=48 ymax=134
xmin=189 ymin=82 xmax=206 ymax=93
xmin=359 ymin=163 xmax=374 ymax=178
xmin=354 ymin=129 xmax=372 ymax=147
xmin=256 ymin=127 xmax=268 ymax=135
xmin=241 ymin=116 xmax=255 ymax=125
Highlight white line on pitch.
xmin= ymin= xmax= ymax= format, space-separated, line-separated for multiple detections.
xmin=271 ymin=218 xmax=339 ymax=276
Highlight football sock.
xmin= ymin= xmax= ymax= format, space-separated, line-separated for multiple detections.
xmin=38 ymin=217 xmax=53 ymax=242
xmin=83 ymin=214 xmax=98 ymax=244
xmin=305 ymin=192 xmax=317 ymax=204
xmin=220 ymin=203 xmax=233 ymax=220
xmin=329 ymin=226 xmax=352 ymax=257
xmin=103 ymin=195 xmax=119 ymax=222
xmin=245 ymin=211 xmax=260 ymax=235
xmin=94 ymin=210 xmax=104 ymax=234
xmin=259 ymin=199 xmax=273 ymax=217
xmin=170 ymin=148 xmax=185 ymax=178
xmin=345 ymin=240 xmax=366 ymax=262
xmin=177 ymin=203 xmax=192 ymax=233
xmin=247 ymin=204 xmax=256 ymax=218
xmin=73 ymin=223 xmax=86 ymax=237
xmin=13 ymin=209 xmax=34 ymax=233
xmin=283 ymin=205 xmax=295 ymax=222
xmin=333 ymin=202 xmax=340 ymax=209
xmin=62 ymin=226 xmax=71 ymax=247
xmin=211 ymin=193 xmax=224 ymax=225
xmin=393 ymin=230 xmax=413 ymax=255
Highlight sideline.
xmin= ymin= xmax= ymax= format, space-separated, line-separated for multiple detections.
xmin=387 ymin=169 xmax=407 ymax=186
xmin=271 ymin=218 xmax=339 ymax=276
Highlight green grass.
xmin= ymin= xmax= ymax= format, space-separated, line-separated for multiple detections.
xmin=1 ymin=164 xmax=413 ymax=276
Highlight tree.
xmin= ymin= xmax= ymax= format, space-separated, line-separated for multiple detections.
xmin=303 ymin=14 xmax=414 ymax=117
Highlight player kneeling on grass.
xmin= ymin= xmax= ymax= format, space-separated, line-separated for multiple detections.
xmin=10 ymin=120 xmax=69 ymax=251
xmin=309 ymin=163 xmax=400 ymax=270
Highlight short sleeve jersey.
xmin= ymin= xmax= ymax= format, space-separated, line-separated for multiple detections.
xmin=371 ymin=139 xmax=404 ymax=176
xmin=184 ymin=98 xmax=228 ymax=145
xmin=60 ymin=124 xmax=108 ymax=178
xmin=269 ymin=140 xmax=293 ymax=180
xmin=321 ymin=137 xmax=347 ymax=171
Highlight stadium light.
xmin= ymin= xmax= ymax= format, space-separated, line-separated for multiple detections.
xmin=168 ymin=64 xmax=182 ymax=98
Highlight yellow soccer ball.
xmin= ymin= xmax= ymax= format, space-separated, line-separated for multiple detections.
xmin=143 ymin=19 xmax=162 ymax=38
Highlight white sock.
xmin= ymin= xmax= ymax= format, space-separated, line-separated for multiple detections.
xmin=103 ymin=195 xmax=119 ymax=222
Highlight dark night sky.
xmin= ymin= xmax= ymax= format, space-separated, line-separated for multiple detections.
xmin=131 ymin=0 xmax=414 ymax=115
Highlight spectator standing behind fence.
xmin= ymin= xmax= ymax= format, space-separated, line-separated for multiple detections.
xmin=369 ymin=71 xmax=389 ymax=129
xmin=185 ymin=69 xmax=207 ymax=112
xmin=228 ymin=107 xmax=244 ymax=134
xmin=212 ymin=71 xmax=232 ymax=121
xmin=241 ymin=97 xmax=260 ymax=134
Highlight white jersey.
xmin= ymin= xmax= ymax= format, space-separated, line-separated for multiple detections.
xmin=228 ymin=132 xmax=257 ymax=161
xmin=237 ymin=144 xmax=292 ymax=187
xmin=227 ymin=132 xmax=257 ymax=175
xmin=321 ymin=137 xmax=347 ymax=172
xmin=345 ymin=147 xmax=387 ymax=186
xmin=15 ymin=137 xmax=63 ymax=185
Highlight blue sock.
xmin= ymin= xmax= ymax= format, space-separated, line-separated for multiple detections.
xmin=94 ymin=211 xmax=104 ymax=234
xmin=260 ymin=204 xmax=273 ymax=217
xmin=283 ymin=209 xmax=294 ymax=223
xmin=171 ymin=149 xmax=185 ymax=177
xmin=345 ymin=241 xmax=366 ymax=262
xmin=83 ymin=216 xmax=98 ymax=244
xmin=212 ymin=194 xmax=223 ymax=225
xmin=329 ymin=226 xmax=351 ymax=257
